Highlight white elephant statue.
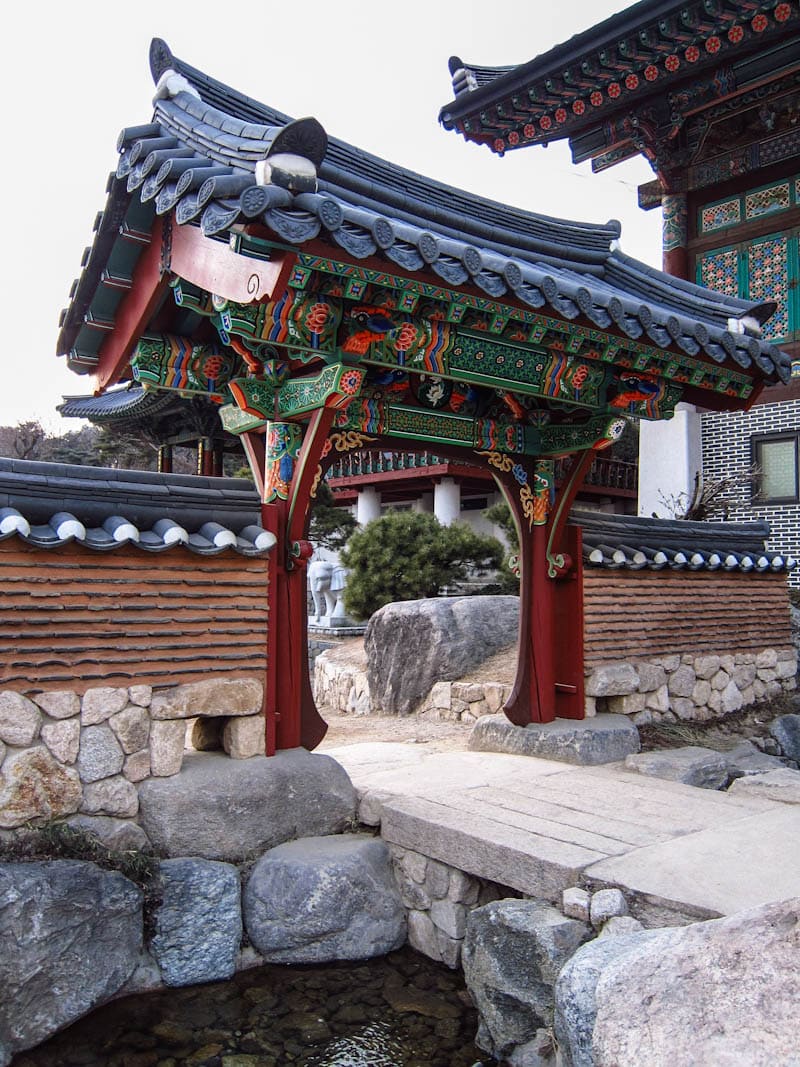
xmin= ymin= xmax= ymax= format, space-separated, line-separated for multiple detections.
xmin=308 ymin=560 xmax=352 ymax=625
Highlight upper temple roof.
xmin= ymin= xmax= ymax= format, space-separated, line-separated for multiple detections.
xmin=439 ymin=0 xmax=800 ymax=166
xmin=56 ymin=37 xmax=791 ymax=388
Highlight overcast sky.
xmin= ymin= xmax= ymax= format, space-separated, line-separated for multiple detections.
xmin=1 ymin=0 xmax=661 ymax=432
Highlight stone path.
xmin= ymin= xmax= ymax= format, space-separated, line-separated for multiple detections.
xmin=324 ymin=743 xmax=800 ymax=924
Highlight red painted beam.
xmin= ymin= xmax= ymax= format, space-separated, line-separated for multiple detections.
xmin=93 ymin=216 xmax=170 ymax=393
xmin=170 ymin=223 xmax=295 ymax=305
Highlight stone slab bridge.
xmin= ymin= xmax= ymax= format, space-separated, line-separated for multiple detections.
xmin=57 ymin=40 xmax=791 ymax=754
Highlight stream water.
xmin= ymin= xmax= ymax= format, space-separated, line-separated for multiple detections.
xmin=13 ymin=948 xmax=491 ymax=1067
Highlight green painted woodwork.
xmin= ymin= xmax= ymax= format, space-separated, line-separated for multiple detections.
xmin=334 ymin=396 xmax=625 ymax=458
xmin=229 ymin=363 xmax=363 ymax=421
xmin=696 ymin=226 xmax=799 ymax=347
xmin=131 ymin=334 xmax=237 ymax=400
xmin=218 ymin=403 xmax=266 ymax=435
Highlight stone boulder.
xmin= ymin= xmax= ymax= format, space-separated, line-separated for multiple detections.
xmin=769 ymin=714 xmax=800 ymax=762
xmin=138 ymin=749 xmax=356 ymax=861
xmin=0 ymin=860 xmax=142 ymax=1065
xmin=624 ymin=746 xmax=729 ymax=789
xmin=151 ymin=858 xmax=242 ymax=986
xmin=243 ymin=834 xmax=405 ymax=963
xmin=469 ymin=714 xmax=640 ymax=766
xmin=554 ymin=896 xmax=800 ymax=1067
xmin=65 ymin=814 xmax=151 ymax=853
xmin=462 ymin=899 xmax=590 ymax=1062
xmin=0 ymin=692 xmax=41 ymax=746
xmin=723 ymin=740 xmax=787 ymax=779
xmin=365 ymin=596 xmax=519 ymax=715
xmin=0 ymin=747 xmax=81 ymax=829
xmin=728 ymin=767 xmax=800 ymax=804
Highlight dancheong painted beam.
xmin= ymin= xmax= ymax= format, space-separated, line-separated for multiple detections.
xmin=56 ymin=38 xmax=792 ymax=753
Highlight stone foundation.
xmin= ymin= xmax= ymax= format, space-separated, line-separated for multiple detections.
xmin=388 ymin=844 xmax=513 ymax=969
xmin=0 ymin=677 xmax=265 ymax=830
xmin=586 ymin=647 xmax=798 ymax=726
xmin=314 ymin=644 xmax=798 ymax=726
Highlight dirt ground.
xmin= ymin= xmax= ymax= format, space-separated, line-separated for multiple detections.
xmin=316 ymin=639 xmax=798 ymax=754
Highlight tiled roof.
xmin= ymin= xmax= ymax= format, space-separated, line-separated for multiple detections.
xmin=59 ymin=384 xmax=175 ymax=421
xmin=57 ymin=38 xmax=790 ymax=386
xmin=0 ymin=459 xmax=787 ymax=572
xmin=439 ymin=0 xmax=796 ymax=162
xmin=573 ymin=510 xmax=795 ymax=573
xmin=0 ymin=459 xmax=273 ymax=556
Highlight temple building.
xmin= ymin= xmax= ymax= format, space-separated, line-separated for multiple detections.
xmin=53 ymin=38 xmax=790 ymax=748
xmin=440 ymin=0 xmax=800 ymax=577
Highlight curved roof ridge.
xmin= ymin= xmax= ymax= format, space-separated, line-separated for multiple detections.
xmin=155 ymin=40 xmax=621 ymax=265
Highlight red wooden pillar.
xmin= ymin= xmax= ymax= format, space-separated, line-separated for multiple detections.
xmin=504 ymin=451 xmax=595 ymax=725
xmin=257 ymin=413 xmax=334 ymax=754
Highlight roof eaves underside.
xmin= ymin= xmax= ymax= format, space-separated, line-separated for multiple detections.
xmin=439 ymin=0 xmax=797 ymax=155
xmin=56 ymin=38 xmax=792 ymax=387
xmin=442 ymin=0 xmax=683 ymax=120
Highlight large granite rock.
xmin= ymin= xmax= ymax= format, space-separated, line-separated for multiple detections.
xmin=0 ymin=860 xmax=142 ymax=1065
xmin=65 ymin=814 xmax=151 ymax=853
xmin=469 ymin=714 xmax=640 ymax=766
xmin=462 ymin=899 xmax=590 ymax=1061
xmin=769 ymin=713 xmax=800 ymax=762
xmin=555 ymin=897 xmax=800 ymax=1067
xmin=723 ymin=740 xmax=787 ymax=779
xmin=0 ymin=747 xmax=82 ymax=829
xmin=624 ymin=746 xmax=729 ymax=789
xmin=151 ymin=858 xmax=242 ymax=986
xmin=365 ymin=596 xmax=519 ymax=715
xmin=243 ymin=834 xmax=406 ymax=962
xmin=138 ymin=749 xmax=356 ymax=861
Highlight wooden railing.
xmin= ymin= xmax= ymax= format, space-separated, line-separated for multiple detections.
xmin=327 ymin=449 xmax=638 ymax=494
xmin=555 ymin=454 xmax=638 ymax=493
xmin=326 ymin=450 xmax=446 ymax=479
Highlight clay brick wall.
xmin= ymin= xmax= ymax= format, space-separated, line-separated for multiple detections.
xmin=584 ymin=568 xmax=792 ymax=668
xmin=0 ymin=542 xmax=269 ymax=694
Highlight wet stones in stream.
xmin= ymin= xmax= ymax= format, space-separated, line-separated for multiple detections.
xmin=12 ymin=947 xmax=487 ymax=1067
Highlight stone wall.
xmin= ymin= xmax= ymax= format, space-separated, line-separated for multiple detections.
xmin=314 ymin=645 xmax=798 ymax=725
xmin=585 ymin=647 xmax=798 ymax=726
xmin=0 ymin=677 xmax=265 ymax=830
xmin=389 ymin=844 xmax=513 ymax=969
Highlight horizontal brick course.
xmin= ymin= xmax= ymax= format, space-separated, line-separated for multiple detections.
xmin=0 ymin=542 xmax=268 ymax=694
xmin=584 ymin=568 xmax=791 ymax=666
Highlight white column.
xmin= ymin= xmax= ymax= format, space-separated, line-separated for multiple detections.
xmin=637 ymin=403 xmax=703 ymax=517
xmin=434 ymin=477 xmax=461 ymax=526
xmin=356 ymin=486 xmax=381 ymax=524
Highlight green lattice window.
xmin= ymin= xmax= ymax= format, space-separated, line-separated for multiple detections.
xmin=699 ymin=178 xmax=795 ymax=235
xmin=696 ymin=229 xmax=799 ymax=344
